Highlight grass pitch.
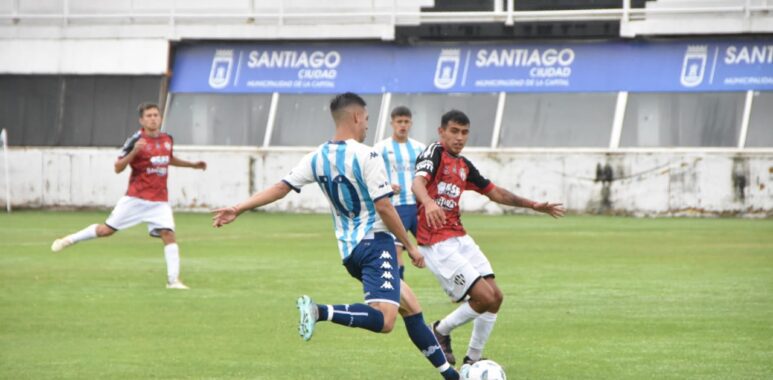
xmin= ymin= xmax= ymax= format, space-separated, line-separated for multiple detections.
xmin=1 ymin=211 xmax=772 ymax=379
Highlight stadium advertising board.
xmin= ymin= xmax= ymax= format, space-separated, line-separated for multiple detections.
xmin=170 ymin=40 xmax=773 ymax=93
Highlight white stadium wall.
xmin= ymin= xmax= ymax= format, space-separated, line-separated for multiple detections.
xmin=2 ymin=147 xmax=771 ymax=217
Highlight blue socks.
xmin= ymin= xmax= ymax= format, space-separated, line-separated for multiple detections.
xmin=404 ymin=312 xmax=459 ymax=379
xmin=317 ymin=303 xmax=384 ymax=333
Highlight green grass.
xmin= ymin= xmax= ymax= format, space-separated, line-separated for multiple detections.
xmin=1 ymin=211 xmax=772 ymax=379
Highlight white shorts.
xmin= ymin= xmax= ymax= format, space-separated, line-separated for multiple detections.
xmin=419 ymin=235 xmax=494 ymax=302
xmin=105 ymin=196 xmax=175 ymax=237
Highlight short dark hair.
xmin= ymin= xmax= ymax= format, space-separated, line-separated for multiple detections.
xmin=138 ymin=102 xmax=160 ymax=117
xmin=441 ymin=109 xmax=470 ymax=128
xmin=390 ymin=106 xmax=412 ymax=119
xmin=330 ymin=92 xmax=367 ymax=120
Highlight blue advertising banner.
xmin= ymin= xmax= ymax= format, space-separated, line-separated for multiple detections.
xmin=170 ymin=40 xmax=773 ymax=93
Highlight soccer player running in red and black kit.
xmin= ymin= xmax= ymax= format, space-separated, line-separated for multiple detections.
xmin=412 ymin=110 xmax=565 ymax=367
xmin=51 ymin=103 xmax=207 ymax=289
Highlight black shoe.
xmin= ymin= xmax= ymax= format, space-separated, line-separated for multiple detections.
xmin=463 ymin=355 xmax=488 ymax=365
xmin=431 ymin=321 xmax=456 ymax=365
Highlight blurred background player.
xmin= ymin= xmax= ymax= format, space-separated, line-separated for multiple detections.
xmin=51 ymin=103 xmax=207 ymax=290
xmin=211 ymin=93 xmax=459 ymax=380
xmin=373 ymin=106 xmax=426 ymax=280
xmin=412 ymin=109 xmax=565 ymax=366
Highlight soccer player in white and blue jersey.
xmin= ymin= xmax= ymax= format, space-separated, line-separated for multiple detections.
xmin=373 ymin=106 xmax=425 ymax=280
xmin=212 ymin=93 xmax=458 ymax=380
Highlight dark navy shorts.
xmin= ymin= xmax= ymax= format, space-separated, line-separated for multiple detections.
xmin=395 ymin=204 xmax=418 ymax=237
xmin=344 ymin=232 xmax=401 ymax=306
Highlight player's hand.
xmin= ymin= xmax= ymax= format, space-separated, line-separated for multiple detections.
xmin=391 ymin=184 xmax=401 ymax=195
xmin=132 ymin=138 xmax=147 ymax=153
xmin=533 ymin=202 xmax=565 ymax=219
xmin=406 ymin=245 xmax=425 ymax=268
xmin=424 ymin=201 xmax=446 ymax=229
xmin=212 ymin=206 xmax=239 ymax=227
xmin=193 ymin=161 xmax=207 ymax=170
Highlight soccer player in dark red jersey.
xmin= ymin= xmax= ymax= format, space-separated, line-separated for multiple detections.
xmin=412 ymin=110 xmax=564 ymax=367
xmin=51 ymin=103 xmax=206 ymax=289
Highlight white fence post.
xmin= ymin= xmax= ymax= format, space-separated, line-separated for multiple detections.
xmin=1 ymin=129 xmax=10 ymax=213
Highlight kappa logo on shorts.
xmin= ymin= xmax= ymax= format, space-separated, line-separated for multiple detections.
xmin=379 ymin=251 xmax=392 ymax=260
xmin=454 ymin=273 xmax=466 ymax=286
xmin=380 ymin=281 xmax=394 ymax=290
xmin=381 ymin=271 xmax=394 ymax=280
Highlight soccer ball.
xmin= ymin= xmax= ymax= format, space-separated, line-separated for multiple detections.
xmin=461 ymin=359 xmax=507 ymax=380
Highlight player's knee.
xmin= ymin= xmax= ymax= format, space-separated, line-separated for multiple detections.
xmin=476 ymin=290 xmax=499 ymax=310
xmin=381 ymin=318 xmax=396 ymax=334
xmin=158 ymin=229 xmax=176 ymax=243
xmin=96 ymin=224 xmax=115 ymax=237
xmin=492 ymin=288 xmax=504 ymax=307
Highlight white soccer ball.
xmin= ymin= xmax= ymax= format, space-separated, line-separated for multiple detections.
xmin=462 ymin=359 xmax=507 ymax=380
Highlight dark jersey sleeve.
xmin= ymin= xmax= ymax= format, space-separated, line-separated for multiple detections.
xmin=118 ymin=131 xmax=142 ymax=158
xmin=463 ymin=157 xmax=495 ymax=194
xmin=414 ymin=143 xmax=443 ymax=182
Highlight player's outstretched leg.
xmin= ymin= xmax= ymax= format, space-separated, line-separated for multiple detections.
xmin=296 ymin=295 xmax=391 ymax=341
xmin=51 ymin=224 xmax=111 ymax=252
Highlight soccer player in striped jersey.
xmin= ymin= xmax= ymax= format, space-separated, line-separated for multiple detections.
xmin=212 ymin=93 xmax=459 ymax=379
xmin=373 ymin=106 xmax=426 ymax=280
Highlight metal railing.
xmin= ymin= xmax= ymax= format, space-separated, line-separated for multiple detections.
xmin=2 ymin=0 xmax=772 ymax=27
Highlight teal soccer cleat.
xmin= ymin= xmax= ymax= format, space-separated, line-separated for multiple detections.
xmin=296 ymin=295 xmax=318 ymax=341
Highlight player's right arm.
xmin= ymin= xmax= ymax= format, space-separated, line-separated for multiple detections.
xmin=212 ymin=151 xmax=316 ymax=227
xmin=412 ymin=144 xmax=445 ymax=229
xmin=212 ymin=182 xmax=292 ymax=227
xmin=114 ymin=136 xmax=146 ymax=173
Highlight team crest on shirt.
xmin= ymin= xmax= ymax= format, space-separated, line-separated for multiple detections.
xmin=460 ymin=168 xmax=466 ymax=181
xmin=164 ymin=142 xmax=171 ymax=150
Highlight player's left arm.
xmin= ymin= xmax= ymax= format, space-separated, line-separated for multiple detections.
xmin=463 ymin=157 xmax=564 ymax=218
xmin=485 ymin=186 xmax=565 ymax=218
xmin=170 ymin=156 xmax=206 ymax=170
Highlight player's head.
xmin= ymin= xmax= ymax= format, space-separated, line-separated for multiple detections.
xmin=390 ymin=106 xmax=412 ymax=142
xmin=137 ymin=103 xmax=162 ymax=132
xmin=438 ymin=109 xmax=470 ymax=155
xmin=330 ymin=92 xmax=369 ymax=143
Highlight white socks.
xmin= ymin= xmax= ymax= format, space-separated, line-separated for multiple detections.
xmin=68 ymin=224 xmax=98 ymax=243
xmin=466 ymin=312 xmax=498 ymax=361
xmin=436 ymin=302 xmax=481 ymax=336
xmin=164 ymin=243 xmax=180 ymax=284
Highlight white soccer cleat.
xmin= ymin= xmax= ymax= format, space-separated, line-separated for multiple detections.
xmin=51 ymin=237 xmax=74 ymax=252
xmin=166 ymin=280 xmax=190 ymax=290
xmin=296 ymin=295 xmax=318 ymax=341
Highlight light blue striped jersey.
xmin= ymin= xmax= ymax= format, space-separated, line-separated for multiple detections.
xmin=282 ymin=139 xmax=394 ymax=261
xmin=373 ymin=137 xmax=426 ymax=207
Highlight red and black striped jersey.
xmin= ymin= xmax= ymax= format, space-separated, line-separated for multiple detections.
xmin=118 ymin=130 xmax=174 ymax=202
xmin=414 ymin=142 xmax=495 ymax=246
